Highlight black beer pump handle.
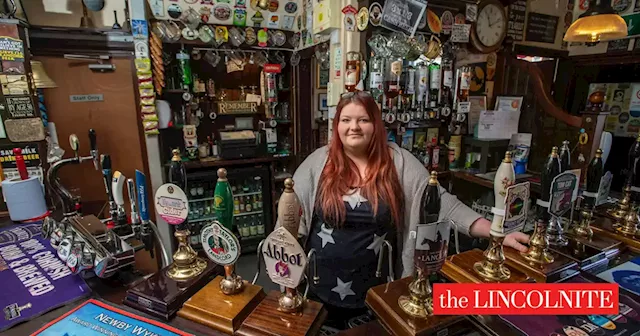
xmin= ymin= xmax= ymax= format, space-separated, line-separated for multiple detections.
xmin=89 ymin=129 xmax=97 ymax=152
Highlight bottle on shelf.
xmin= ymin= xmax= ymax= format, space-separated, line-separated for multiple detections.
xmin=176 ymin=48 xmax=192 ymax=90
xmin=428 ymin=62 xmax=441 ymax=109
xmin=232 ymin=196 xmax=238 ymax=214
xmin=431 ymin=138 xmax=440 ymax=171
xmin=249 ymin=216 xmax=258 ymax=236
xmin=345 ymin=51 xmax=362 ymax=92
xmin=257 ymin=216 xmax=265 ymax=236
xmin=369 ymin=53 xmax=385 ymax=102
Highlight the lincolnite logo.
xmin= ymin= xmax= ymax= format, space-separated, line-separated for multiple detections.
xmin=263 ymin=64 xmax=282 ymax=73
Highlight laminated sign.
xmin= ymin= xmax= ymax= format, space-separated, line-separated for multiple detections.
xmin=380 ymin=0 xmax=427 ymax=37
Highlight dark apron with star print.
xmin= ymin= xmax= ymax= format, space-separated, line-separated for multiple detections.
xmin=306 ymin=188 xmax=396 ymax=329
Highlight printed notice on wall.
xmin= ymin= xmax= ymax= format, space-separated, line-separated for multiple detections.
xmin=525 ymin=12 xmax=558 ymax=44
xmin=507 ymin=0 xmax=526 ymax=41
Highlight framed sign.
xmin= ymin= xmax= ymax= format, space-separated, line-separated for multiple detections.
xmin=380 ymin=0 xmax=427 ymax=37
xmin=316 ymin=63 xmax=329 ymax=89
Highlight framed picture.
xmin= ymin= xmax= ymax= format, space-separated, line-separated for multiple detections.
xmin=316 ymin=63 xmax=329 ymax=89
xmin=318 ymin=93 xmax=328 ymax=111
xmin=494 ymin=96 xmax=524 ymax=113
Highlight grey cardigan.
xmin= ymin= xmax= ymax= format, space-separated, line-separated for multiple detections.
xmin=288 ymin=142 xmax=482 ymax=278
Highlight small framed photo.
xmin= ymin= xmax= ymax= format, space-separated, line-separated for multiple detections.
xmin=316 ymin=63 xmax=329 ymax=89
xmin=318 ymin=93 xmax=328 ymax=111
xmin=494 ymin=96 xmax=524 ymax=113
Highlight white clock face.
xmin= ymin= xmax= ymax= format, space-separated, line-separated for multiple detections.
xmin=476 ymin=4 xmax=505 ymax=47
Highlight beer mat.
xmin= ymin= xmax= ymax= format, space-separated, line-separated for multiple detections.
xmin=596 ymin=256 xmax=640 ymax=296
xmin=4 ymin=118 xmax=45 ymax=142
xmin=32 ymin=299 xmax=193 ymax=336
xmin=0 ymin=222 xmax=91 ymax=332
xmin=498 ymin=275 xmax=640 ymax=336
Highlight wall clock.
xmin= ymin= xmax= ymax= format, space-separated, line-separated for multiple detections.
xmin=470 ymin=0 xmax=508 ymax=54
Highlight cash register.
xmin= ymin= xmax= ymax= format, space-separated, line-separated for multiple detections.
xmin=218 ymin=130 xmax=260 ymax=160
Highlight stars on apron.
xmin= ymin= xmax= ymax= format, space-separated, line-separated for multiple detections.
xmin=331 ymin=277 xmax=355 ymax=301
xmin=316 ymin=223 xmax=335 ymax=248
xmin=342 ymin=188 xmax=367 ymax=210
xmin=366 ymin=232 xmax=387 ymax=255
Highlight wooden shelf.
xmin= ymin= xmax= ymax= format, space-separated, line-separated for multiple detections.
xmin=181 ymin=155 xmax=291 ymax=170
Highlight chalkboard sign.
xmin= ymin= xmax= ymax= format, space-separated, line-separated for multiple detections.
xmin=508 ymin=0 xmax=526 ymax=41
xmin=525 ymin=12 xmax=558 ymax=44
xmin=5 ymin=95 xmax=34 ymax=118
xmin=381 ymin=0 xmax=427 ymax=37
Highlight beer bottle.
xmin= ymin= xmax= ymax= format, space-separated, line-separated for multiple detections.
xmin=420 ymin=171 xmax=441 ymax=224
xmin=214 ymin=168 xmax=235 ymax=231
xmin=584 ymin=149 xmax=604 ymax=209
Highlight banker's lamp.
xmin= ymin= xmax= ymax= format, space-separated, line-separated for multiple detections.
xmin=564 ymin=0 xmax=628 ymax=43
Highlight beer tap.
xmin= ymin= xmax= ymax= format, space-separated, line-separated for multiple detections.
xmin=89 ymin=129 xmax=99 ymax=170
xmin=46 ymin=129 xmax=100 ymax=221
xmin=127 ymin=178 xmax=140 ymax=229
xmin=100 ymin=154 xmax=118 ymax=224
xmin=571 ymin=149 xmax=603 ymax=238
xmin=112 ymin=171 xmax=127 ymax=225
xmin=618 ymin=134 xmax=640 ymax=235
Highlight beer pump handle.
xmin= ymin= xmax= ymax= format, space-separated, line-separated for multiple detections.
xmin=135 ymin=170 xmax=150 ymax=223
xmin=112 ymin=171 xmax=126 ymax=222
xmin=384 ymin=240 xmax=395 ymax=282
xmin=101 ymin=155 xmax=115 ymax=202
xmin=127 ymin=178 xmax=139 ymax=225
xmin=88 ymin=129 xmax=99 ymax=170
xmin=69 ymin=134 xmax=79 ymax=158
xmin=252 ymin=239 xmax=266 ymax=285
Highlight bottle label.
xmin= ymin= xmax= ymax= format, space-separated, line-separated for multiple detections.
xmin=391 ymin=61 xmax=402 ymax=76
xmin=460 ymin=73 xmax=471 ymax=90
xmin=433 ymin=148 xmax=440 ymax=167
xmin=430 ymin=67 xmax=441 ymax=89
xmin=443 ymin=70 xmax=453 ymax=88
xmin=345 ymin=68 xmax=357 ymax=86
xmin=370 ymin=72 xmax=384 ymax=90
xmin=406 ymin=74 xmax=416 ymax=95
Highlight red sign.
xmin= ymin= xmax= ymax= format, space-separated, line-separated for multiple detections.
xmin=264 ymin=64 xmax=282 ymax=73
xmin=433 ymin=283 xmax=618 ymax=315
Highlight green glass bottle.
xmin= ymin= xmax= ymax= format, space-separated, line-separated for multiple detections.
xmin=214 ymin=168 xmax=234 ymax=231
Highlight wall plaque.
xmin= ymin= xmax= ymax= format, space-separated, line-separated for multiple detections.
xmin=5 ymin=96 xmax=35 ymax=118
xmin=525 ymin=12 xmax=558 ymax=44
xmin=217 ymin=101 xmax=258 ymax=115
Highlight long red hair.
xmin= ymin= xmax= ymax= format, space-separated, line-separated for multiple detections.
xmin=317 ymin=92 xmax=404 ymax=228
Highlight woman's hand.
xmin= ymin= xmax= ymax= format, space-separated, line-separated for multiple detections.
xmin=503 ymin=231 xmax=530 ymax=252
xmin=470 ymin=217 xmax=530 ymax=252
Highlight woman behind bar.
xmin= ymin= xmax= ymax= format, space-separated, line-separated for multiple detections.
xmin=290 ymin=91 xmax=529 ymax=329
